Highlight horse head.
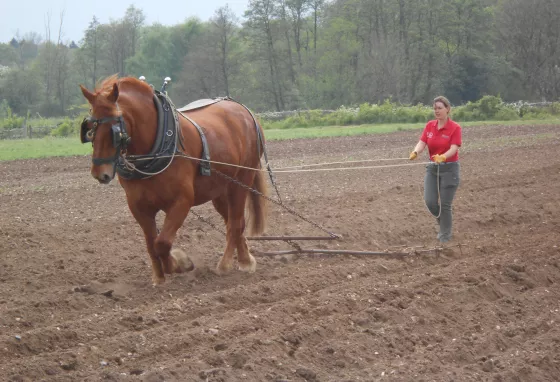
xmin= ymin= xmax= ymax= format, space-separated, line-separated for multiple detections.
xmin=79 ymin=77 xmax=130 ymax=184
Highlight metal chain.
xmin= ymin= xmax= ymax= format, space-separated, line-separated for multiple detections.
xmin=213 ymin=169 xmax=339 ymax=239
xmin=185 ymin=169 xmax=336 ymax=251
xmin=191 ymin=200 xmax=304 ymax=251
xmin=190 ymin=210 xmax=226 ymax=236
xmin=265 ymin=162 xmax=282 ymax=201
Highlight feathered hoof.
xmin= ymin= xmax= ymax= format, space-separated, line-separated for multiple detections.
xmin=238 ymin=254 xmax=257 ymax=273
xmin=170 ymin=249 xmax=195 ymax=273
xmin=152 ymin=274 xmax=166 ymax=286
xmin=216 ymin=256 xmax=234 ymax=275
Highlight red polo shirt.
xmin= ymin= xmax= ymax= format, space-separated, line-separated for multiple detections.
xmin=420 ymin=118 xmax=462 ymax=162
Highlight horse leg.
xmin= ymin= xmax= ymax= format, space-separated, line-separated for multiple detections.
xmin=212 ymin=194 xmax=229 ymax=226
xmin=237 ymin=236 xmax=255 ymax=273
xmin=213 ymin=194 xmax=237 ymax=275
xmin=228 ymin=184 xmax=257 ymax=274
xmin=154 ymin=198 xmax=193 ymax=280
xmin=128 ymin=206 xmax=163 ymax=285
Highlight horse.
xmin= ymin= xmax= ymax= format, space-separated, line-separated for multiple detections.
xmin=79 ymin=74 xmax=269 ymax=285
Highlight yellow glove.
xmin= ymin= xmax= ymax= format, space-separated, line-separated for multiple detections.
xmin=432 ymin=154 xmax=447 ymax=164
xmin=409 ymin=151 xmax=418 ymax=160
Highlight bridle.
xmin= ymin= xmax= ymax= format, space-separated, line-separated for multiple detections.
xmin=80 ymin=113 xmax=130 ymax=174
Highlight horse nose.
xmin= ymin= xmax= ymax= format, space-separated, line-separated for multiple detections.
xmin=98 ymin=173 xmax=112 ymax=184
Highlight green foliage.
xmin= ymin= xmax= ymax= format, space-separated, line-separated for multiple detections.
xmin=453 ymin=96 xmax=520 ymax=122
xmin=260 ymin=100 xmax=432 ymax=129
xmin=50 ymin=116 xmax=85 ymax=137
xmin=1 ymin=0 xmax=559 ymax=133
xmin=493 ymin=108 xmax=520 ymax=121
xmin=519 ymin=102 xmax=560 ymax=120
xmin=50 ymin=118 xmax=74 ymax=137
xmin=127 ymin=19 xmax=203 ymax=89
xmin=0 ymin=101 xmax=24 ymax=129
xmin=0 ymin=44 xmax=17 ymax=66
xmin=259 ymin=95 xmax=560 ymax=129
xmin=0 ymin=99 xmax=10 ymax=119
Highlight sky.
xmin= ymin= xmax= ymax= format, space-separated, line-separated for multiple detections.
xmin=0 ymin=0 xmax=250 ymax=43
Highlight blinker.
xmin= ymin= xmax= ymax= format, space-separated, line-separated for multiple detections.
xmin=80 ymin=116 xmax=129 ymax=149
xmin=80 ymin=118 xmax=91 ymax=143
xmin=111 ymin=124 xmax=123 ymax=148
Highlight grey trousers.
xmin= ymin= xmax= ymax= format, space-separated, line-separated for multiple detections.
xmin=424 ymin=162 xmax=460 ymax=242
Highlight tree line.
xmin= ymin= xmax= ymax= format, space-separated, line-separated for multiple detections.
xmin=0 ymin=0 xmax=559 ymax=119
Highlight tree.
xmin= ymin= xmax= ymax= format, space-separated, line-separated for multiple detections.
xmin=0 ymin=44 xmax=17 ymax=67
xmin=40 ymin=10 xmax=69 ymax=115
xmin=174 ymin=13 xmax=239 ymax=104
xmin=309 ymin=0 xmax=324 ymax=53
xmin=123 ymin=5 xmax=146 ymax=57
xmin=245 ymin=0 xmax=286 ymax=110
xmin=0 ymin=66 xmax=42 ymax=115
xmin=80 ymin=16 xmax=101 ymax=88
xmin=126 ymin=24 xmax=175 ymax=83
xmin=103 ymin=7 xmax=145 ymax=76
xmin=211 ymin=5 xmax=239 ymax=95
xmin=104 ymin=21 xmax=129 ymax=75
xmin=497 ymin=0 xmax=560 ymax=100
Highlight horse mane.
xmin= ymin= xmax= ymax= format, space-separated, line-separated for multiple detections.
xmin=94 ymin=74 xmax=153 ymax=97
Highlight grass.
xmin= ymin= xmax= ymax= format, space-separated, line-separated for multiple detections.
xmin=0 ymin=136 xmax=91 ymax=161
xmin=0 ymin=119 xmax=558 ymax=161
xmin=264 ymin=122 xmax=420 ymax=140
xmin=263 ymin=119 xmax=559 ymax=140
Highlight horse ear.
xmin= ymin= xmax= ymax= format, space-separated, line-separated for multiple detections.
xmin=107 ymin=83 xmax=119 ymax=103
xmin=80 ymin=85 xmax=95 ymax=104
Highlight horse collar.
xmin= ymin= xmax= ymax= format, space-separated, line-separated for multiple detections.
xmin=114 ymin=90 xmax=181 ymax=180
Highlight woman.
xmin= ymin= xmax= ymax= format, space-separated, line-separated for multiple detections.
xmin=409 ymin=96 xmax=462 ymax=243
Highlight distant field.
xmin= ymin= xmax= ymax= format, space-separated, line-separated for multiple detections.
xmin=0 ymin=137 xmax=91 ymax=161
xmin=0 ymin=119 xmax=558 ymax=161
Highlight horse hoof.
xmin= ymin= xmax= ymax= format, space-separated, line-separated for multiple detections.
xmin=238 ymin=254 xmax=257 ymax=273
xmin=170 ymin=249 xmax=195 ymax=273
xmin=152 ymin=276 xmax=166 ymax=286
xmin=216 ymin=258 xmax=233 ymax=275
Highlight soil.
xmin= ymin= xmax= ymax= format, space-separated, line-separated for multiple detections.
xmin=1 ymin=123 xmax=560 ymax=382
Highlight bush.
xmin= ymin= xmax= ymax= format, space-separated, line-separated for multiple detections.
xmin=50 ymin=116 xmax=83 ymax=137
xmin=550 ymin=102 xmax=560 ymax=115
xmin=493 ymin=108 xmax=520 ymax=121
xmin=478 ymin=95 xmax=502 ymax=118
xmin=0 ymin=102 xmax=24 ymax=129
xmin=257 ymin=95 xmax=557 ymax=129
xmin=521 ymin=110 xmax=551 ymax=120
xmin=452 ymin=96 xmax=522 ymax=122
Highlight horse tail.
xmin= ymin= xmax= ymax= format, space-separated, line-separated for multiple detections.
xmin=246 ymin=170 xmax=269 ymax=236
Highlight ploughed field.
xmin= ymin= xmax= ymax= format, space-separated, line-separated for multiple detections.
xmin=1 ymin=123 xmax=559 ymax=381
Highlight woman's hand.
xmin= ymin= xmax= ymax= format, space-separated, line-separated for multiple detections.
xmin=409 ymin=151 xmax=418 ymax=160
xmin=432 ymin=154 xmax=446 ymax=163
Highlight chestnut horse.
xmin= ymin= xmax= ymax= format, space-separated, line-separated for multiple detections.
xmin=79 ymin=75 xmax=268 ymax=285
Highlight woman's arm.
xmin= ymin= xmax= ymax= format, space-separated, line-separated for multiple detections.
xmin=442 ymin=144 xmax=459 ymax=159
xmin=413 ymin=140 xmax=427 ymax=154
